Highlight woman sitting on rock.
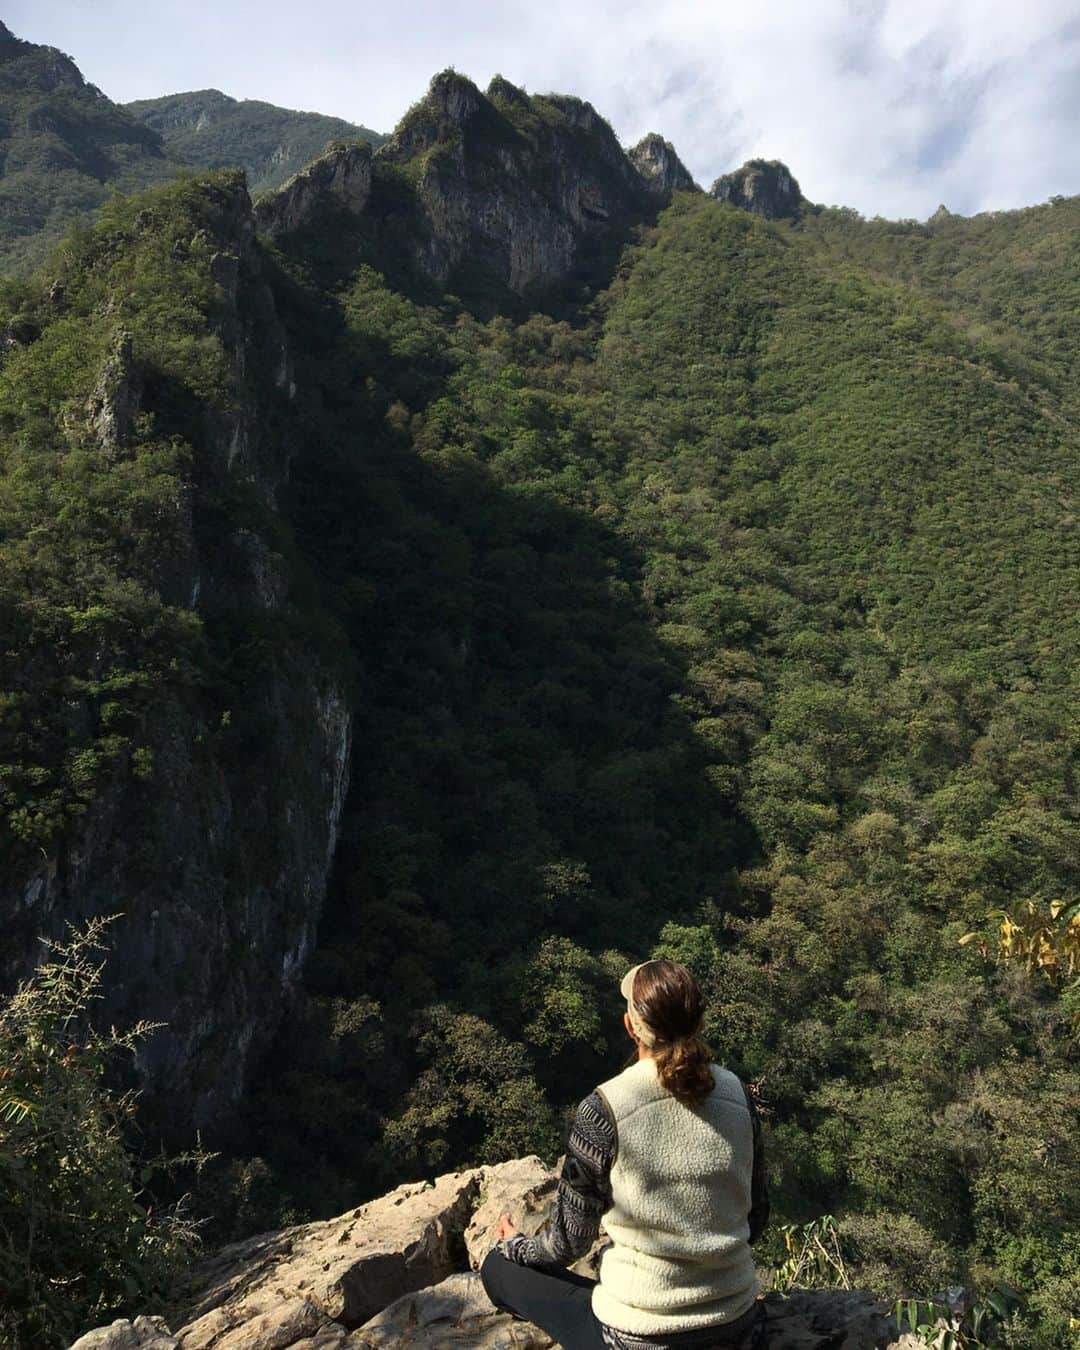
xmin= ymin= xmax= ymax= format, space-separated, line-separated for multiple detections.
xmin=481 ymin=958 xmax=768 ymax=1350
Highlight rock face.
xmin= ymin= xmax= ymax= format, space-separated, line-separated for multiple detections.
xmin=253 ymin=142 xmax=373 ymax=237
xmin=1 ymin=176 xmax=350 ymax=1140
xmin=629 ymin=134 xmax=699 ymax=195
xmin=711 ymin=159 xmax=804 ymax=220
xmin=72 ymin=1159 xmax=920 ymax=1350
xmin=252 ymin=70 xmax=694 ymax=301
xmin=372 ymin=70 xmax=654 ymax=296
xmin=87 ymin=330 xmax=143 ymax=455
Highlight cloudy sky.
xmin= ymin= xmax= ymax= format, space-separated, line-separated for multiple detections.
xmin=9 ymin=0 xmax=1080 ymax=218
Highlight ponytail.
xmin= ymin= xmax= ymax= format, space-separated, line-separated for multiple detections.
xmin=653 ymin=1030 xmax=715 ymax=1105
xmin=628 ymin=960 xmax=716 ymax=1106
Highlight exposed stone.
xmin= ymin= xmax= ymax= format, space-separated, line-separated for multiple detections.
xmin=350 ymin=1272 xmax=553 ymax=1348
xmin=372 ymin=71 xmax=654 ymax=297
xmin=254 ymin=142 xmax=373 ymax=238
xmin=486 ymin=75 xmax=528 ymax=106
xmin=3 ymin=178 xmax=350 ymax=1145
xmin=70 ymin=1315 xmax=179 ymax=1350
xmin=178 ymin=1297 xmax=329 ymax=1349
xmin=88 ymin=330 xmax=142 ymax=455
xmin=464 ymin=1156 xmax=558 ymax=1269
xmin=72 ymin=1161 xmax=932 ymax=1349
xmin=759 ymin=1288 xmax=903 ymax=1348
xmin=629 ymin=134 xmax=698 ymax=195
xmin=711 ymin=159 xmax=804 ymax=220
xmin=172 ymin=1170 xmax=483 ymax=1342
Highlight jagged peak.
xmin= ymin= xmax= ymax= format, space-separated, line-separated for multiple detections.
xmin=711 ymin=158 xmax=803 ymax=220
xmin=379 ymin=69 xmax=487 ymax=162
xmin=629 ymin=133 xmax=699 ymax=196
xmin=486 ymin=74 xmax=527 ymax=106
xmin=254 ymin=139 xmax=373 ymax=238
xmin=426 ymin=68 xmax=484 ymax=123
xmin=0 ymin=24 xmax=86 ymax=89
xmin=536 ymin=91 xmax=608 ymax=135
xmin=930 ymin=203 xmax=952 ymax=221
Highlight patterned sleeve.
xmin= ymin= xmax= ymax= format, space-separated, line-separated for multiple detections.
xmin=497 ymin=1091 xmax=615 ymax=1268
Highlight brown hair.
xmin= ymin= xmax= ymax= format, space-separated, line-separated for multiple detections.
xmin=631 ymin=960 xmax=715 ymax=1105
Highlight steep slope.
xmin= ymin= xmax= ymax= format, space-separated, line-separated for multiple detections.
xmin=240 ymin=187 xmax=1079 ymax=1335
xmin=124 ymin=88 xmax=385 ymax=195
xmin=799 ymin=194 xmax=1080 ymax=410
xmin=0 ymin=21 xmax=179 ymax=272
xmin=0 ymin=173 xmax=350 ymax=1136
xmin=257 ymin=70 xmax=682 ymax=307
xmin=0 ymin=57 xmax=1078 ymax=1345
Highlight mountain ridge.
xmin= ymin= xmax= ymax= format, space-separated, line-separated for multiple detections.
xmin=1 ymin=21 xmax=1078 ymax=1349
xmin=124 ymin=87 xmax=386 ymax=195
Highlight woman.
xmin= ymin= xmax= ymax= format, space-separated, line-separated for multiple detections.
xmin=481 ymin=959 xmax=768 ymax=1350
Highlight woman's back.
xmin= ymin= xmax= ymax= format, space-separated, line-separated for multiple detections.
xmin=593 ymin=1057 xmax=757 ymax=1336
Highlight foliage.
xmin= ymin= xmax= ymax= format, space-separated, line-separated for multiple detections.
xmin=891 ymin=1285 xmax=1026 ymax=1350
xmin=124 ymin=90 xmax=384 ymax=196
xmin=962 ymin=900 xmax=1080 ymax=1038
xmin=769 ymin=1214 xmax=851 ymax=1291
xmin=2 ymin=81 xmax=1080 ymax=1342
xmin=0 ymin=917 xmax=203 ymax=1347
xmin=0 ymin=28 xmax=180 ymax=273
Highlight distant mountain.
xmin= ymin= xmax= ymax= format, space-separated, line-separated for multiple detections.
xmin=124 ymin=89 xmax=385 ymax=195
xmin=0 ymin=20 xmax=179 ymax=271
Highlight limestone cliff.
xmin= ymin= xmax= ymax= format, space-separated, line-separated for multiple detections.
xmin=256 ymin=70 xmax=686 ymax=301
xmin=1 ymin=175 xmax=350 ymax=1139
xmin=629 ymin=133 xmax=699 ymax=196
xmin=254 ymin=141 xmax=373 ymax=238
xmin=711 ymin=158 xmax=804 ymax=220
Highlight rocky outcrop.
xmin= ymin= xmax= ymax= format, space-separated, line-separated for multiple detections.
xmin=711 ymin=159 xmax=804 ymax=220
xmin=629 ymin=134 xmax=699 ymax=196
xmin=72 ymin=1158 xmax=924 ymax=1350
xmin=2 ymin=176 xmax=350 ymax=1140
xmin=88 ymin=330 xmax=142 ymax=455
xmin=247 ymin=70 xmax=700 ymax=299
xmin=254 ymin=142 xmax=373 ymax=238
xmin=350 ymin=71 xmax=667 ymax=298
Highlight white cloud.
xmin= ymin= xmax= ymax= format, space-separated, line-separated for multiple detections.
xmin=7 ymin=0 xmax=1080 ymax=217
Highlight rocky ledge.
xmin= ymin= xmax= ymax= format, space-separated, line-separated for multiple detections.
xmin=70 ymin=1157 xmax=927 ymax=1350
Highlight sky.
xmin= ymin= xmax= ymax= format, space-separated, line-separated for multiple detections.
xmin=7 ymin=0 xmax=1080 ymax=219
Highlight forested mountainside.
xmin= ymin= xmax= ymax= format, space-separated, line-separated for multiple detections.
xmin=0 ymin=22 xmax=385 ymax=273
xmin=124 ymin=89 xmax=385 ymax=195
xmin=0 ymin=21 xmax=179 ymax=273
xmin=1 ymin=49 xmax=1078 ymax=1350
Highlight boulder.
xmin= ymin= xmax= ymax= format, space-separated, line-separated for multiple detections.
xmin=70 ymin=1316 xmax=179 ymax=1350
xmin=350 ymin=1271 xmax=552 ymax=1348
xmin=172 ymin=1169 xmax=482 ymax=1343
xmin=760 ymin=1288 xmax=905 ymax=1348
xmin=465 ymin=1156 xmax=558 ymax=1268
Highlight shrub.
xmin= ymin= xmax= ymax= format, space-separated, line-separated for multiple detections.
xmin=0 ymin=917 xmax=202 ymax=1347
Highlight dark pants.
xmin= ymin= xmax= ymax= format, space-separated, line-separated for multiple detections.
xmin=481 ymin=1249 xmax=609 ymax=1350
xmin=479 ymin=1250 xmax=764 ymax=1350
